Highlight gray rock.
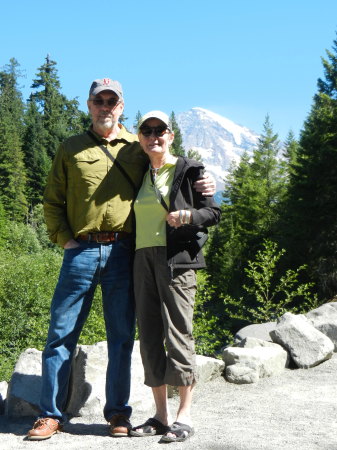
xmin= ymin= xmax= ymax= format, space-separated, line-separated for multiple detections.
xmin=6 ymin=342 xmax=154 ymax=418
xmin=236 ymin=337 xmax=284 ymax=350
xmin=226 ymin=364 xmax=259 ymax=384
xmin=0 ymin=381 xmax=8 ymax=415
xmin=65 ymin=342 xmax=106 ymax=417
xmin=306 ymin=302 xmax=337 ymax=350
xmin=234 ymin=322 xmax=276 ymax=343
xmin=6 ymin=348 xmax=42 ymax=417
xmin=166 ymin=355 xmax=224 ymax=397
xmin=195 ymin=354 xmax=224 ymax=382
xmin=66 ymin=340 xmax=154 ymax=416
xmin=223 ymin=338 xmax=288 ymax=383
xmin=6 ymin=341 xmax=224 ymax=417
xmin=270 ymin=312 xmax=334 ymax=368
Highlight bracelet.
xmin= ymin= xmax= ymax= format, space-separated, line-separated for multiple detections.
xmin=179 ymin=210 xmax=191 ymax=225
xmin=179 ymin=210 xmax=184 ymax=224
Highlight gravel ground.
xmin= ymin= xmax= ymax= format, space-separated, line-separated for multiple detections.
xmin=1 ymin=354 xmax=337 ymax=450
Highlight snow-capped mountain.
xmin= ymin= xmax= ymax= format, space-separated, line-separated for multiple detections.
xmin=177 ymin=107 xmax=259 ymax=194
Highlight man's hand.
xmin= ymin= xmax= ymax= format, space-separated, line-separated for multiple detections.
xmin=64 ymin=239 xmax=80 ymax=249
xmin=193 ymin=172 xmax=216 ymax=196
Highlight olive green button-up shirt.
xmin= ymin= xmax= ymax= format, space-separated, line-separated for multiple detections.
xmin=43 ymin=124 xmax=148 ymax=247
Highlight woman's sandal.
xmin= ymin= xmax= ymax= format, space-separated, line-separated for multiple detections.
xmin=130 ymin=417 xmax=170 ymax=437
xmin=160 ymin=421 xmax=195 ymax=442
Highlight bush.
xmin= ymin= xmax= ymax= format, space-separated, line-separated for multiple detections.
xmin=4 ymin=221 xmax=42 ymax=254
xmin=27 ymin=204 xmax=61 ymax=252
xmin=0 ymin=248 xmax=107 ymax=381
xmin=193 ymin=271 xmax=233 ymax=357
xmin=79 ymin=288 xmax=106 ymax=345
xmin=223 ymin=239 xmax=320 ymax=324
xmin=0 ymin=250 xmax=62 ymax=380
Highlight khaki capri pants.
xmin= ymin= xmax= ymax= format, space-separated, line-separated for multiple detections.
xmin=133 ymin=246 xmax=198 ymax=387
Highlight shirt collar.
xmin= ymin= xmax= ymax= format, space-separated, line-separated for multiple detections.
xmin=89 ymin=123 xmax=137 ymax=145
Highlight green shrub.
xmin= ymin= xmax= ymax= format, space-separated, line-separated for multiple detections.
xmin=0 ymin=250 xmax=62 ymax=380
xmin=79 ymin=288 xmax=106 ymax=345
xmin=193 ymin=271 xmax=233 ymax=357
xmin=0 ymin=248 xmax=107 ymax=381
xmin=223 ymin=239 xmax=320 ymax=324
xmin=27 ymin=204 xmax=61 ymax=252
xmin=4 ymin=221 xmax=42 ymax=254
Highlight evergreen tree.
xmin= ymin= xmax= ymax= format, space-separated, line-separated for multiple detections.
xmin=206 ymin=117 xmax=287 ymax=304
xmin=133 ymin=110 xmax=142 ymax=133
xmin=187 ymin=148 xmax=203 ymax=162
xmin=22 ymin=98 xmax=51 ymax=206
xmin=283 ymin=130 xmax=299 ymax=170
xmin=0 ymin=59 xmax=27 ymax=220
xmin=0 ymin=198 xmax=9 ymax=248
xmin=248 ymin=116 xmax=287 ymax=238
xmin=30 ymin=55 xmax=85 ymax=158
xmin=284 ymin=33 xmax=337 ymax=299
xmin=169 ymin=111 xmax=185 ymax=156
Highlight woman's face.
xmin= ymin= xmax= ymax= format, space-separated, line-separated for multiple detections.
xmin=138 ymin=118 xmax=174 ymax=158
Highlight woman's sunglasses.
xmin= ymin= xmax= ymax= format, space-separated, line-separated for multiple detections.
xmin=139 ymin=126 xmax=169 ymax=138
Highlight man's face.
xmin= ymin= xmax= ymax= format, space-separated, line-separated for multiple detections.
xmin=87 ymin=90 xmax=124 ymax=133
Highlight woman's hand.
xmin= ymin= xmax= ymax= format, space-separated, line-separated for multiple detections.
xmin=166 ymin=210 xmax=192 ymax=228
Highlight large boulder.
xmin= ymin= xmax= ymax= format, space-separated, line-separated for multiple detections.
xmin=5 ymin=341 xmax=224 ymax=417
xmin=66 ymin=341 xmax=153 ymax=416
xmin=306 ymin=302 xmax=337 ymax=350
xmin=6 ymin=342 xmax=153 ymax=418
xmin=223 ymin=337 xmax=288 ymax=384
xmin=270 ymin=312 xmax=334 ymax=368
xmin=5 ymin=348 xmax=42 ymax=417
xmin=195 ymin=354 xmax=224 ymax=382
xmin=234 ymin=322 xmax=276 ymax=344
xmin=0 ymin=381 xmax=8 ymax=415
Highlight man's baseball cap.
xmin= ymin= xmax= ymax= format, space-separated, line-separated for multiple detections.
xmin=138 ymin=110 xmax=171 ymax=130
xmin=89 ymin=78 xmax=123 ymax=99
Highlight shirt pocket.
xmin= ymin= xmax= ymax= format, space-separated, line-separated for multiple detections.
xmin=69 ymin=151 xmax=105 ymax=186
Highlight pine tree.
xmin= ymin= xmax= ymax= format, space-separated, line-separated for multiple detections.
xmin=31 ymin=55 xmax=85 ymax=159
xmin=249 ymin=116 xmax=287 ymax=237
xmin=169 ymin=112 xmax=185 ymax=156
xmin=206 ymin=117 xmax=287 ymax=301
xmin=133 ymin=110 xmax=142 ymax=133
xmin=283 ymin=130 xmax=299 ymax=170
xmin=22 ymin=98 xmax=51 ymax=206
xmin=284 ymin=32 xmax=337 ymax=298
xmin=187 ymin=148 xmax=203 ymax=162
xmin=0 ymin=200 xmax=9 ymax=247
xmin=0 ymin=59 xmax=28 ymax=220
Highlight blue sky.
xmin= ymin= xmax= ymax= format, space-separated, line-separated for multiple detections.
xmin=1 ymin=0 xmax=337 ymax=140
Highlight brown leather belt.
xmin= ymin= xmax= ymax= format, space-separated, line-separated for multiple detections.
xmin=77 ymin=231 xmax=130 ymax=243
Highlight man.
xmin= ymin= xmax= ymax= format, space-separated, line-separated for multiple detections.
xmin=27 ymin=78 xmax=215 ymax=441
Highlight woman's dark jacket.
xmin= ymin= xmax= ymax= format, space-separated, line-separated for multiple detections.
xmin=166 ymin=156 xmax=221 ymax=270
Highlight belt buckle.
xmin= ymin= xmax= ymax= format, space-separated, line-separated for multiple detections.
xmin=95 ymin=232 xmax=115 ymax=243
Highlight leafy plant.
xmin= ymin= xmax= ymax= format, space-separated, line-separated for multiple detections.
xmin=0 ymin=243 xmax=106 ymax=381
xmin=223 ymin=239 xmax=319 ymax=323
xmin=193 ymin=271 xmax=233 ymax=356
xmin=0 ymin=250 xmax=62 ymax=380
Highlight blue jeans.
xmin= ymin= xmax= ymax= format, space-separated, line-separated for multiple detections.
xmin=39 ymin=238 xmax=135 ymax=422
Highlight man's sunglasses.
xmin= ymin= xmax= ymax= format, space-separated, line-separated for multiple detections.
xmin=139 ymin=126 xmax=169 ymax=137
xmin=91 ymin=98 xmax=120 ymax=107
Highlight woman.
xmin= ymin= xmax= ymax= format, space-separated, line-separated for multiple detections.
xmin=131 ymin=111 xmax=221 ymax=443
